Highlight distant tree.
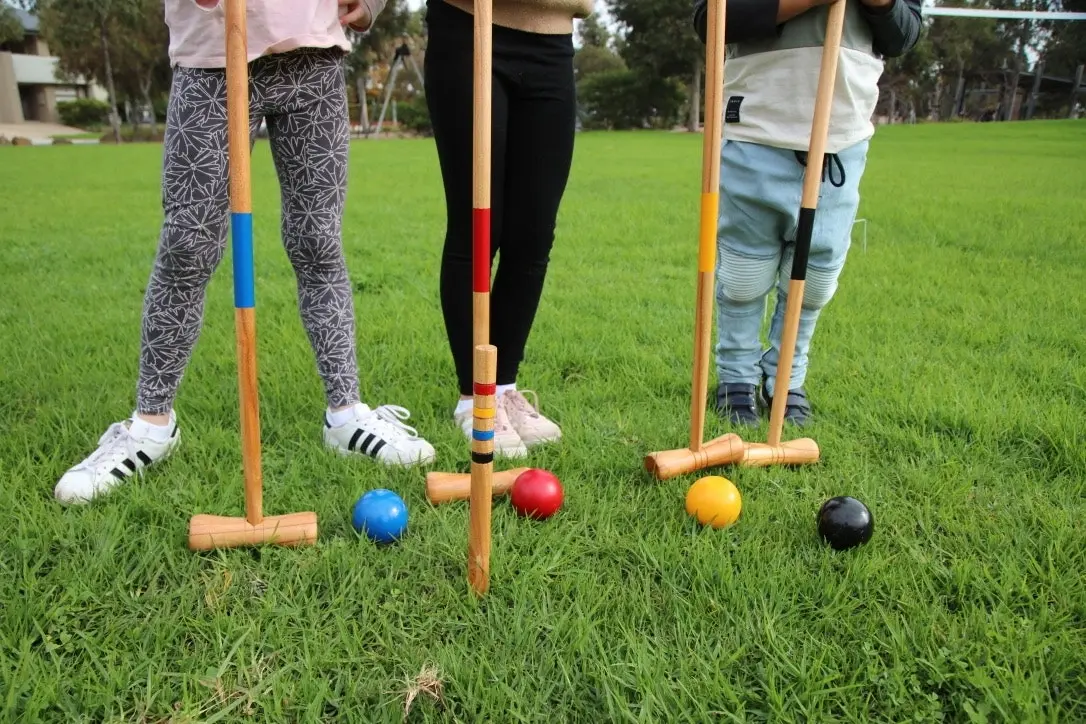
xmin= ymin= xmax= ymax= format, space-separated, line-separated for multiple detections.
xmin=575 ymin=43 xmax=626 ymax=82
xmin=115 ymin=0 xmax=170 ymax=135
xmin=575 ymin=11 xmax=626 ymax=84
xmin=38 ymin=0 xmax=132 ymax=141
xmin=0 ymin=5 xmax=23 ymax=45
xmin=1041 ymin=0 xmax=1086 ymax=77
xmin=608 ymin=0 xmax=704 ymax=130
xmin=577 ymin=11 xmax=611 ymax=48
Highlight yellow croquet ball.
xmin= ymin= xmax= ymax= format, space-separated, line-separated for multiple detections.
xmin=685 ymin=476 xmax=742 ymax=529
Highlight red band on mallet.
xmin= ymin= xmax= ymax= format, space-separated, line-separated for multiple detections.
xmin=472 ymin=207 xmax=491 ymax=293
xmin=474 ymin=382 xmax=496 ymax=396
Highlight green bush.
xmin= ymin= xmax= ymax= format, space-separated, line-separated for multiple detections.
xmin=397 ymin=94 xmax=432 ymax=136
xmin=577 ymin=71 xmax=684 ymax=131
xmin=57 ymin=99 xmax=111 ymax=129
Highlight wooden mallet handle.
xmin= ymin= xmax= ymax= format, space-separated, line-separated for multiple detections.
xmin=689 ymin=0 xmax=727 ymax=453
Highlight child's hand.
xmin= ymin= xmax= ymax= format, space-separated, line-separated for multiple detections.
xmin=338 ymin=0 xmax=373 ymax=32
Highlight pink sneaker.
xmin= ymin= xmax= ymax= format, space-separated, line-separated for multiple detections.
xmin=454 ymin=401 xmax=528 ymax=459
xmin=500 ymin=389 xmax=562 ymax=447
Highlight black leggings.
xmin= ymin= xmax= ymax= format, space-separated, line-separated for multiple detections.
xmin=424 ymin=0 xmax=576 ymax=396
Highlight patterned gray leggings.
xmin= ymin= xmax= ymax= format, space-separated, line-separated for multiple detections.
xmin=137 ymin=48 xmax=359 ymax=414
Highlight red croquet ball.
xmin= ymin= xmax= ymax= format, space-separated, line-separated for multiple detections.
xmin=510 ymin=469 xmax=564 ymax=520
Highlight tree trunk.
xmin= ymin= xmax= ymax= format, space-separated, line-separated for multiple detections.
xmin=953 ymin=67 xmax=965 ymax=118
xmin=1006 ymin=61 xmax=1021 ymax=121
xmin=1026 ymin=59 xmax=1044 ymax=120
xmin=128 ymin=99 xmax=140 ymax=134
xmin=141 ymin=70 xmax=157 ymax=137
xmin=1071 ymin=64 xmax=1084 ymax=119
xmin=930 ymin=74 xmax=942 ymax=122
xmin=889 ymin=88 xmax=897 ymax=123
xmin=356 ymin=75 xmax=369 ymax=132
xmin=688 ymin=59 xmax=701 ymax=132
xmin=99 ymin=19 xmax=122 ymax=143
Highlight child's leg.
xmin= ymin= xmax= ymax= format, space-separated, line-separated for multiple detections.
xmin=136 ymin=66 xmax=261 ymax=417
xmin=256 ymin=49 xmax=359 ymax=411
xmin=56 ymin=67 xmax=260 ymax=504
xmin=258 ymin=48 xmax=434 ymax=466
xmin=714 ymin=141 xmax=798 ymax=410
xmin=759 ymin=140 xmax=868 ymax=399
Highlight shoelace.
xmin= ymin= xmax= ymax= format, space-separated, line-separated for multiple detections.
xmin=793 ymin=151 xmax=846 ymax=188
xmin=504 ymin=390 xmax=542 ymax=419
xmin=76 ymin=422 xmax=130 ymax=470
xmin=369 ymin=405 xmax=421 ymax=440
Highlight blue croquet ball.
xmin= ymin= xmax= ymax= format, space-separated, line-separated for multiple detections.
xmin=351 ymin=489 xmax=408 ymax=544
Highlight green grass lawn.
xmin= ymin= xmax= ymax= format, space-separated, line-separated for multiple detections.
xmin=1 ymin=121 xmax=1084 ymax=723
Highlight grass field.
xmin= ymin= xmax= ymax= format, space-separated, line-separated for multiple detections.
xmin=1 ymin=120 xmax=1084 ymax=723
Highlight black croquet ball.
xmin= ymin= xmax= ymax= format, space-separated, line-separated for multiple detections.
xmin=817 ymin=496 xmax=873 ymax=550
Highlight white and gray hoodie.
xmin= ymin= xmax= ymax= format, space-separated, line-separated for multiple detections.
xmin=693 ymin=0 xmax=923 ymax=153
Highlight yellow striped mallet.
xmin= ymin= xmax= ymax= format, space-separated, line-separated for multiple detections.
xmin=187 ymin=0 xmax=317 ymax=551
xmin=643 ymin=0 xmax=746 ymax=481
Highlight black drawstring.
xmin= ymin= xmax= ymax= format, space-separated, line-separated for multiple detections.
xmin=793 ymin=151 xmax=846 ymax=188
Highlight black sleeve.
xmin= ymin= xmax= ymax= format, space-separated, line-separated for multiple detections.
xmin=693 ymin=0 xmax=782 ymax=45
xmin=860 ymin=0 xmax=924 ymax=58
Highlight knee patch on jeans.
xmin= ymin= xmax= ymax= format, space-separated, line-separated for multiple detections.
xmin=717 ymin=248 xmax=778 ymax=305
xmin=801 ymin=264 xmax=844 ymax=311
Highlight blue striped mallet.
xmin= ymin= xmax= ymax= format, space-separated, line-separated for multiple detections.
xmin=187 ymin=0 xmax=317 ymax=551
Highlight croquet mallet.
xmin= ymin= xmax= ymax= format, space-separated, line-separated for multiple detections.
xmin=421 ymin=0 xmax=532 ymax=510
xmin=188 ymin=0 xmax=317 ymax=551
xmin=739 ymin=0 xmax=847 ymax=468
xmin=643 ymin=0 xmax=747 ymax=481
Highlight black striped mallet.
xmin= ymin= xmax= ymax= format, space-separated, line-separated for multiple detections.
xmin=740 ymin=0 xmax=846 ymax=467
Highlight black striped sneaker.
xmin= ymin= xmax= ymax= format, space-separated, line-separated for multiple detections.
xmin=54 ymin=414 xmax=180 ymax=504
xmin=323 ymin=403 xmax=436 ymax=466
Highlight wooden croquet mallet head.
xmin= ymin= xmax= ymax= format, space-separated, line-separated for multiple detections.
xmin=187 ymin=0 xmax=316 ymax=551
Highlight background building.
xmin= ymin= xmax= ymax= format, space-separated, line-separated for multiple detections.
xmin=0 ymin=8 xmax=106 ymax=124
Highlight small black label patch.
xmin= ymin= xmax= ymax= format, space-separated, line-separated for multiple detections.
xmin=725 ymin=96 xmax=743 ymax=123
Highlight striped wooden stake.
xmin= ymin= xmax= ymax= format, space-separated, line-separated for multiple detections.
xmin=468 ymin=345 xmax=497 ymax=594
xmin=467 ymin=0 xmax=494 ymax=596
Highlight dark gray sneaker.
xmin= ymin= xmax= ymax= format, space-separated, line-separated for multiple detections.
xmin=715 ymin=382 xmax=760 ymax=426
xmin=760 ymin=381 xmax=812 ymax=426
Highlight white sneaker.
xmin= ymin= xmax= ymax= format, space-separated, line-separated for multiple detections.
xmin=55 ymin=413 xmax=180 ymax=505
xmin=454 ymin=401 xmax=528 ymax=459
xmin=324 ymin=403 xmax=436 ymax=466
xmin=501 ymin=389 xmax=562 ymax=447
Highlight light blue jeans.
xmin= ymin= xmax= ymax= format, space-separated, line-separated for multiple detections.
xmin=714 ymin=138 xmax=868 ymax=397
